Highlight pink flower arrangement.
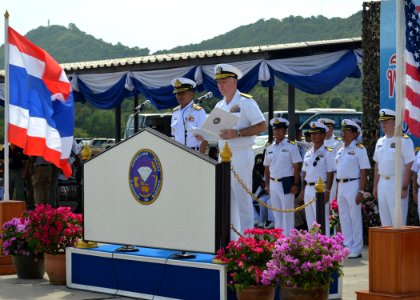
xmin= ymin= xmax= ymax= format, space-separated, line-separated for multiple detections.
xmin=262 ymin=223 xmax=349 ymax=289
xmin=1 ymin=217 xmax=43 ymax=257
xmin=215 ymin=228 xmax=283 ymax=291
xmin=26 ymin=204 xmax=83 ymax=255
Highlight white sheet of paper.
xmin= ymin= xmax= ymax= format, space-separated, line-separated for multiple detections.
xmin=189 ymin=107 xmax=239 ymax=142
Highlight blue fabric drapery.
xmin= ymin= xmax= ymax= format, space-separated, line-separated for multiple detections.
xmin=0 ymin=50 xmax=361 ymax=109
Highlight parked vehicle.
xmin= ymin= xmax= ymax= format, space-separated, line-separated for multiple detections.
xmin=299 ymin=109 xmax=362 ymax=135
xmin=89 ymin=138 xmax=115 ymax=156
xmin=124 ymin=113 xmax=172 ymax=139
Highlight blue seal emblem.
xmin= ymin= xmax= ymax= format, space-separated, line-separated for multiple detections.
xmin=128 ymin=149 xmax=163 ymax=205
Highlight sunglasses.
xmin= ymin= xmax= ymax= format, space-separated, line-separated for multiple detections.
xmin=313 ymin=156 xmax=320 ymax=167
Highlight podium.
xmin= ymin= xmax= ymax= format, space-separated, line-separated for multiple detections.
xmin=356 ymin=227 xmax=420 ymax=300
xmin=0 ymin=200 xmax=26 ymax=275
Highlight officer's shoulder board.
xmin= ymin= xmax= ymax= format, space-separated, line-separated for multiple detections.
xmin=287 ymin=139 xmax=296 ymax=145
xmin=325 ymin=146 xmax=333 ymax=152
xmin=240 ymin=92 xmax=253 ymax=99
xmin=173 ymin=105 xmax=180 ymax=112
xmin=192 ymin=104 xmax=202 ymax=110
xmin=403 ymin=134 xmax=409 ymax=139
xmin=356 ymin=143 xmax=365 ymax=149
xmin=335 ymin=136 xmax=342 ymax=141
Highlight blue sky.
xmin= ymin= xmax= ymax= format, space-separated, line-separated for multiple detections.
xmin=1 ymin=0 xmax=368 ymax=52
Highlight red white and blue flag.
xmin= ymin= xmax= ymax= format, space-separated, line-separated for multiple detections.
xmin=8 ymin=27 xmax=74 ymax=177
xmin=405 ymin=0 xmax=420 ymax=137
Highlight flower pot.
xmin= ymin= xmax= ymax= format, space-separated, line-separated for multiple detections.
xmin=12 ymin=255 xmax=45 ymax=279
xmin=44 ymin=253 xmax=66 ymax=285
xmin=280 ymin=285 xmax=329 ymax=300
xmin=236 ymin=285 xmax=275 ymax=300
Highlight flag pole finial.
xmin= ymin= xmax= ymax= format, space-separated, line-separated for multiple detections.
xmin=4 ymin=10 xmax=9 ymax=19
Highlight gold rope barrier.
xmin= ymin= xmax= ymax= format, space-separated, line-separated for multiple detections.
xmin=230 ymin=165 xmax=316 ymax=213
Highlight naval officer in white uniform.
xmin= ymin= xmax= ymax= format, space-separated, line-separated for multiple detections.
xmin=373 ymin=109 xmax=415 ymax=226
xmin=263 ymin=117 xmax=302 ymax=235
xmin=300 ymin=121 xmax=336 ymax=232
xmin=212 ymin=64 xmax=266 ymax=239
xmin=336 ymin=119 xmax=370 ymax=258
xmin=170 ymin=78 xmax=207 ymax=153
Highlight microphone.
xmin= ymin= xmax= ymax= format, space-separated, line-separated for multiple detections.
xmin=135 ymin=100 xmax=150 ymax=111
xmin=196 ymin=92 xmax=213 ymax=104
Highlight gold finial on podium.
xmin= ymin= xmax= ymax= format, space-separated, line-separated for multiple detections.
xmin=220 ymin=142 xmax=232 ymax=162
xmin=81 ymin=143 xmax=92 ymax=160
xmin=314 ymin=177 xmax=325 ymax=193
xmin=4 ymin=10 xmax=9 ymax=18
xmin=75 ymin=240 xmax=98 ymax=249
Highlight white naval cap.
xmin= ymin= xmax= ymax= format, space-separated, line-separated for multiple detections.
xmin=318 ymin=118 xmax=335 ymax=126
xmin=214 ymin=63 xmax=243 ymax=80
xmin=341 ymin=119 xmax=361 ymax=132
xmin=269 ymin=117 xmax=289 ymax=128
xmin=379 ymin=108 xmax=396 ymax=121
xmin=308 ymin=121 xmax=328 ymax=133
xmin=171 ymin=77 xmax=196 ymax=93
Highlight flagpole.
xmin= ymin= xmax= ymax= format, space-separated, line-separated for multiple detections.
xmin=3 ymin=11 xmax=10 ymax=201
xmin=394 ymin=0 xmax=404 ymax=229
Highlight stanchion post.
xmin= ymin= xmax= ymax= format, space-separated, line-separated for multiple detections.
xmin=219 ymin=143 xmax=231 ymax=248
xmin=314 ymin=177 xmax=326 ymax=235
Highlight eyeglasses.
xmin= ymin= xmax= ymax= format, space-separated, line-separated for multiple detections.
xmin=313 ymin=156 xmax=320 ymax=167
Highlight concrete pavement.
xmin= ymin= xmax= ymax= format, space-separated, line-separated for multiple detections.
xmin=0 ymin=246 xmax=369 ymax=300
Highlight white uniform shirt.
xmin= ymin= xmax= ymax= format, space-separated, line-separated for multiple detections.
xmin=336 ymin=140 xmax=371 ymax=179
xmin=411 ymin=151 xmax=420 ymax=185
xmin=373 ymin=135 xmax=415 ymax=176
xmin=216 ymin=90 xmax=265 ymax=150
xmin=302 ymin=144 xmax=336 ymax=183
xmin=324 ymin=135 xmax=343 ymax=154
xmin=263 ymin=139 xmax=302 ymax=178
xmin=171 ymin=101 xmax=206 ymax=147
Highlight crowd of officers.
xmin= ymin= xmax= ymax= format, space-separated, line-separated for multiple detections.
xmin=170 ymin=63 xmax=420 ymax=259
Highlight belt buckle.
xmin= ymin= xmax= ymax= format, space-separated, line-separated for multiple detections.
xmin=384 ymin=176 xmax=390 ymax=180
xmin=339 ymin=179 xmax=344 ymax=183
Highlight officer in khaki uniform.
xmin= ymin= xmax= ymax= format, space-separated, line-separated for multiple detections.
xmin=264 ymin=117 xmax=302 ymax=235
xmin=170 ymin=77 xmax=207 ymax=153
xmin=300 ymin=121 xmax=335 ymax=233
xmin=373 ymin=109 xmax=415 ymax=226
xmin=336 ymin=119 xmax=370 ymax=258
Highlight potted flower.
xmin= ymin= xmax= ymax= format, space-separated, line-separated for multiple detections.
xmin=215 ymin=228 xmax=283 ymax=300
xmin=27 ymin=204 xmax=83 ymax=284
xmin=262 ymin=223 xmax=349 ymax=300
xmin=1 ymin=217 xmax=45 ymax=279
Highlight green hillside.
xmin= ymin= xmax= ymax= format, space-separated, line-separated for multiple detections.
xmin=156 ymin=12 xmax=361 ymax=54
xmin=0 ymin=23 xmax=149 ymax=67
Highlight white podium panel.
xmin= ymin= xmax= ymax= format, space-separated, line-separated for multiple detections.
xmin=83 ymin=128 xmax=226 ymax=253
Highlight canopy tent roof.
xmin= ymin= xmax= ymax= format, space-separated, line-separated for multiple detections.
xmin=0 ymin=37 xmax=362 ymax=110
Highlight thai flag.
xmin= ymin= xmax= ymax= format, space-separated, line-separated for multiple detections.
xmin=405 ymin=0 xmax=420 ymax=137
xmin=8 ymin=27 xmax=74 ymax=177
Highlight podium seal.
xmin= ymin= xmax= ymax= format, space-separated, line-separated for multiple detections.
xmin=128 ymin=149 xmax=163 ymax=205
